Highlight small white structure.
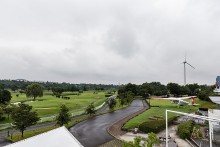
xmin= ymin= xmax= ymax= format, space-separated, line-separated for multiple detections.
xmin=209 ymin=96 xmax=220 ymax=105
xmin=208 ymin=109 xmax=220 ymax=141
xmin=5 ymin=126 xmax=83 ymax=147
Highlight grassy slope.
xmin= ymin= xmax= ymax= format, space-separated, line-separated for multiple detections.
xmin=1 ymin=91 xmax=106 ymax=124
xmin=5 ymin=99 xmax=127 ymax=143
xmin=123 ymin=98 xmax=217 ymax=129
xmin=12 ymin=91 xmax=106 ymax=117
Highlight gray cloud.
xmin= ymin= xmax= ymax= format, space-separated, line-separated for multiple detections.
xmin=104 ymin=25 xmax=139 ymax=58
xmin=0 ymin=0 xmax=220 ymax=85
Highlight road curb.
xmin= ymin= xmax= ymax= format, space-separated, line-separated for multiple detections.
xmin=106 ymin=100 xmax=149 ymax=140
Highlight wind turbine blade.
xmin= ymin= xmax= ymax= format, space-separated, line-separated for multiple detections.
xmin=186 ymin=62 xmax=195 ymax=69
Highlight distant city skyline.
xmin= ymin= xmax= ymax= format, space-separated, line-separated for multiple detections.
xmin=0 ymin=0 xmax=219 ymax=85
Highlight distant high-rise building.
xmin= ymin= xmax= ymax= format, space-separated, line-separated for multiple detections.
xmin=214 ymin=76 xmax=220 ymax=93
xmin=216 ymin=76 xmax=220 ymax=88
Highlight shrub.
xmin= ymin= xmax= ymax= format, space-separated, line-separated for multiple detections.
xmin=105 ymin=94 xmax=112 ymax=97
xmin=78 ymin=90 xmax=83 ymax=93
xmin=139 ymin=119 xmax=165 ymax=133
xmin=139 ymin=117 xmax=176 ymax=133
xmin=177 ymin=120 xmax=194 ymax=139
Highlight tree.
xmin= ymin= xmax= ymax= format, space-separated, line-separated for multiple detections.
xmin=4 ymin=104 xmax=15 ymax=120
xmin=0 ymin=106 xmax=5 ymax=121
xmin=26 ymin=83 xmax=43 ymax=101
xmin=186 ymin=83 xmax=200 ymax=95
xmin=167 ymin=83 xmax=181 ymax=97
xmin=119 ymin=98 xmax=125 ymax=106
xmin=177 ymin=120 xmax=193 ymax=139
xmin=0 ymin=89 xmax=12 ymax=104
xmin=11 ymin=85 xmax=18 ymax=92
xmin=85 ymin=103 xmax=96 ymax=116
xmin=51 ymin=87 xmax=64 ymax=96
xmin=107 ymin=98 xmax=117 ymax=110
xmin=11 ymin=103 xmax=39 ymax=137
xmin=180 ymin=86 xmax=191 ymax=96
xmin=118 ymin=91 xmax=134 ymax=105
xmin=57 ymin=104 xmax=71 ymax=126
xmin=197 ymin=90 xmax=211 ymax=101
xmin=0 ymin=82 xmax=4 ymax=90
xmin=146 ymin=132 xmax=159 ymax=147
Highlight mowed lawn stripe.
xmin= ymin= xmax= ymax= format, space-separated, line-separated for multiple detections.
xmin=123 ymin=98 xmax=216 ymax=129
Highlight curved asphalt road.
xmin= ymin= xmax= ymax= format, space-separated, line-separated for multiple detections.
xmin=69 ymin=99 xmax=148 ymax=147
xmin=0 ymin=105 xmax=110 ymax=146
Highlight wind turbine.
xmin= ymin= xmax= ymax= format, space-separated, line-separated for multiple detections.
xmin=183 ymin=56 xmax=195 ymax=85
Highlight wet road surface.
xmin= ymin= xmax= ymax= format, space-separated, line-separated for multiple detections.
xmin=69 ymin=99 xmax=148 ymax=147
xmin=0 ymin=105 xmax=110 ymax=146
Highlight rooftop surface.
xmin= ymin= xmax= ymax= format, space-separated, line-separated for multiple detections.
xmin=5 ymin=126 xmax=83 ymax=147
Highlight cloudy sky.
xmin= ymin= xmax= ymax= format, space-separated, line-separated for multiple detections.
xmin=0 ymin=0 xmax=219 ymax=85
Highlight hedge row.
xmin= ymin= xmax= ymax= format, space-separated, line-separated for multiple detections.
xmin=139 ymin=117 xmax=177 ymax=133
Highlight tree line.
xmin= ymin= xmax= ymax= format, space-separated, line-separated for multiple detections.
xmin=0 ymin=79 xmax=118 ymax=92
xmin=118 ymin=82 xmax=215 ymax=103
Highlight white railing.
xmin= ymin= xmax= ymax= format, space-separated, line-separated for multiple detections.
xmin=165 ymin=109 xmax=220 ymax=147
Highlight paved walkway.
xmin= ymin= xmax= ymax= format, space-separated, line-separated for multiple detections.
xmin=157 ymin=125 xmax=191 ymax=147
xmin=120 ymin=125 xmax=191 ymax=147
xmin=120 ymin=132 xmax=148 ymax=142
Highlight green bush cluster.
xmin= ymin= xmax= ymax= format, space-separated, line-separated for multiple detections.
xmin=139 ymin=117 xmax=176 ymax=133
xmin=177 ymin=120 xmax=194 ymax=139
xmin=105 ymin=94 xmax=112 ymax=97
xmin=139 ymin=119 xmax=165 ymax=133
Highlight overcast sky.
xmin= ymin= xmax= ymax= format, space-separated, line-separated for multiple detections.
xmin=0 ymin=0 xmax=219 ymax=85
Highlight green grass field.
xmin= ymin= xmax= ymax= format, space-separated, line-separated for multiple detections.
xmin=1 ymin=91 xmax=107 ymax=124
xmin=5 ymin=99 xmax=128 ymax=142
xmin=123 ymin=98 xmax=217 ymax=130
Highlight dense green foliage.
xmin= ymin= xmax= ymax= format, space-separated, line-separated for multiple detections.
xmin=118 ymin=91 xmax=134 ymax=105
xmin=107 ymin=98 xmax=117 ymax=110
xmin=177 ymin=120 xmax=194 ymax=139
xmin=139 ymin=119 xmax=165 ymax=133
xmin=26 ymin=83 xmax=43 ymax=101
xmin=0 ymin=79 xmax=118 ymax=92
xmin=85 ymin=103 xmax=96 ymax=116
xmin=139 ymin=117 xmax=176 ymax=133
xmin=52 ymin=87 xmax=64 ymax=96
xmin=11 ymin=103 xmax=39 ymax=137
xmin=118 ymin=83 xmax=136 ymax=105
xmin=56 ymin=104 xmax=71 ymax=126
xmin=197 ymin=90 xmax=211 ymax=101
xmin=123 ymin=98 xmax=216 ymax=131
xmin=0 ymin=107 xmax=4 ymax=121
xmin=0 ymin=89 xmax=12 ymax=104
xmin=140 ymin=82 xmax=167 ymax=97
xmin=146 ymin=132 xmax=160 ymax=147
xmin=3 ymin=104 xmax=15 ymax=120
xmin=122 ymin=133 xmax=159 ymax=147
xmin=122 ymin=136 xmax=142 ymax=147
xmin=119 ymin=82 xmax=215 ymax=103
xmin=0 ymin=91 xmax=106 ymax=122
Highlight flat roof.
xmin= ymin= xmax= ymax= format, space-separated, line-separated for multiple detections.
xmin=5 ymin=126 xmax=83 ymax=147
xmin=209 ymin=96 xmax=220 ymax=105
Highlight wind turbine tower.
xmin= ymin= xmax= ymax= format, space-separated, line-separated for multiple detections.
xmin=183 ymin=56 xmax=195 ymax=85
